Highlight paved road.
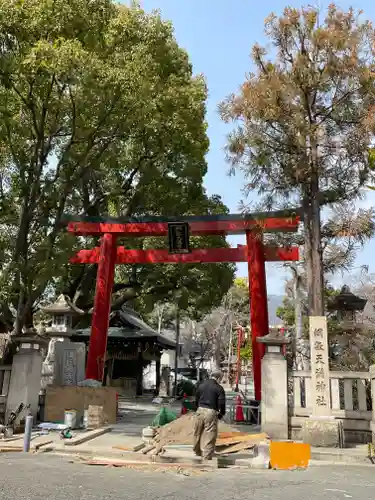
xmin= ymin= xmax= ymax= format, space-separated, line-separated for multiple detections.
xmin=0 ymin=453 xmax=374 ymax=500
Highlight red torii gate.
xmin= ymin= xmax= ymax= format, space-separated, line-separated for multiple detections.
xmin=67 ymin=212 xmax=300 ymax=401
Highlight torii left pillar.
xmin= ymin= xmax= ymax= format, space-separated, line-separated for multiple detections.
xmin=246 ymin=229 xmax=269 ymax=402
xmin=85 ymin=233 xmax=117 ymax=381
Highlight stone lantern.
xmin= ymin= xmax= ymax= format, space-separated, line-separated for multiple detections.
xmin=257 ymin=329 xmax=291 ymax=440
xmin=40 ymin=294 xmax=84 ymax=338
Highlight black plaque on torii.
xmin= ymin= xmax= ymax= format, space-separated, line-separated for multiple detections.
xmin=168 ymin=222 xmax=190 ymax=254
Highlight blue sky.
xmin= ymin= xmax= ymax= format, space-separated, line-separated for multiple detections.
xmin=134 ymin=0 xmax=375 ymax=294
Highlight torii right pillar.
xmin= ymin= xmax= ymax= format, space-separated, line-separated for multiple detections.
xmin=246 ymin=229 xmax=269 ymax=402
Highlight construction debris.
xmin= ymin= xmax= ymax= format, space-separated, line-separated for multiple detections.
xmin=0 ymin=446 xmax=23 ymax=453
xmin=136 ymin=413 xmax=268 ymax=456
xmin=216 ymin=433 xmax=268 ymax=455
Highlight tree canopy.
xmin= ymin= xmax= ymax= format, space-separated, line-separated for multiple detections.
xmin=177 ymin=277 xmax=250 ymax=369
xmin=0 ymin=0 xmax=234 ymax=334
xmin=220 ymin=5 xmax=375 ymax=315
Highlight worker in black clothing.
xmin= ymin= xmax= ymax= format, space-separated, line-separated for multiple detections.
xmin=193 ymin=369 xmax=226 ymax=460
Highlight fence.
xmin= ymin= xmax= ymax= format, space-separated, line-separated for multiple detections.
xmin=0 ymin=365 xmax=11 ymax=422
xmin=289 ymin=370 xmax=372 ymax=443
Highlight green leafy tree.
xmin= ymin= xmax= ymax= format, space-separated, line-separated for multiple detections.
xmin=220 ymin=5 xmax=375 ymax=316
xmin=0 ymin=0 xmax=233 ymax=334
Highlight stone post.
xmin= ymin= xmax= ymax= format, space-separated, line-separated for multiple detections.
xmin=370 ymin=365 xmax=375 ymax=444
xmin=257 ymin=331 xmax=290 ymax=440
xmin=6 ymin=336 xmax=48 ymax=424
xmin=302 ymin=316 xmax=343 ymax=447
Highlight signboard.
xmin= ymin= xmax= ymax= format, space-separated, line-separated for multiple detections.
xmin=168 ymin=222 xmax=190 ymax=254
xmin=309 ymin=316 xmax=331 ymax=416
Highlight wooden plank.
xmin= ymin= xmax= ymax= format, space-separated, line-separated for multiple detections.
xmin=132 ymin=443 xmax=146 ymax=452
xmin=357 ymin=379 xmax=368 ymax=411
xmin=112 ymin=446 xmax=132 ymax=452
xmin=0 ymin=446 xmax=23 ymax=452
xmin=216 ymin=432 xmax=267 ymax=447
xmin=344 ymin=379 xmax=354 ymax=411
xmin=293 ymin=377 xmax=302 ymax=408
xmin=216 ymin=441 xmax=257 ymax=455
xmin=34 ymin=440 xmax=54 ymax=451
xmin=216 ymin=433 xmax=268 ymax=455
xmin=64 ymin=427 xmax=111 ymax=446
xmin=330 ymin=378 xmax=340 ymax=410
xmin=217 ymin=432 xmax=243 ymax=440
xmin=142 ymin=444 xmax=156 ymax=455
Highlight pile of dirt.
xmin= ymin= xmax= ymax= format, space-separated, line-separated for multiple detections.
xmin=140 ymin=414 xmax=266 ymax=456
xmin=155 ymin=413 xmax=239 ymax=446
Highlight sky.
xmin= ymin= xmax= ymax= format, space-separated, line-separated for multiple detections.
xmin=132 ymin=0 xmax=375 ymax=294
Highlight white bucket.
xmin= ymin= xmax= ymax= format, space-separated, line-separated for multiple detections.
xmin=64 ymin=410 xmax=77 ymax=429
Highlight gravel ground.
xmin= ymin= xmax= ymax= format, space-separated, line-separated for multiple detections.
xmin=0 ymin=453 xmax=374 ymax=500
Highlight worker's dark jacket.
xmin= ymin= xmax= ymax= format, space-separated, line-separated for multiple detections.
xmin=195 ymin=378 xmax=226 ymax=419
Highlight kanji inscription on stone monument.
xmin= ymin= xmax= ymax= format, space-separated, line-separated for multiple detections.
xmin=62 ymin=349 xmax=77 ymax=386
xmin=309 ymin=316 xmax=331 ymax=416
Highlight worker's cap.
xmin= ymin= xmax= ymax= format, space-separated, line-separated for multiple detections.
xmin=210 ymin=369 xmax=223 ymax=381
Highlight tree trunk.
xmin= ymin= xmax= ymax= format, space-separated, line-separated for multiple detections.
xmin=303 ymin=167 xmax=324 ymax=317
xmin=292 ymin=269 xmax=304 ymax=370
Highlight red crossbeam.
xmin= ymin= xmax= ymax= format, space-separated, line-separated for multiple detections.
xmin=68 ymin=217 xmax=299 ymax=237
xmin=71 ymin=246 xmax=299 ymax=264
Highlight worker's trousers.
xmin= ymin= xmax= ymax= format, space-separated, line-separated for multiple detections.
xmin=193 ymin=407 xmax=218 ymax=460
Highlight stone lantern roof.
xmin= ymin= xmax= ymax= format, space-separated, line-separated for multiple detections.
xmin=40 ymin=295 xmax=84 ymax=338
xmin=40 ymin=295 xmax=84 ymax=316
xmin=327 ymin=285 xmax=367 ymax=313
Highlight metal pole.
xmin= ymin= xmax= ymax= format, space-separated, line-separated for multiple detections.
xmin=23 ymin=414 xmax=33 ymax=452
xmin=174 ymin=304 xmax=180 ymax=398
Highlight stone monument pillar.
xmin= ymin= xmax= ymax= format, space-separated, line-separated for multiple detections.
xmin=6 ymin=335 xmax=49 ymax=423
xmin=40 ymin=295 xmax=86 ymax=387
xmin=302 ymin=316 xmax=344 ymax=447
xmin=257 ymin=331 xmax=290 ymax=440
